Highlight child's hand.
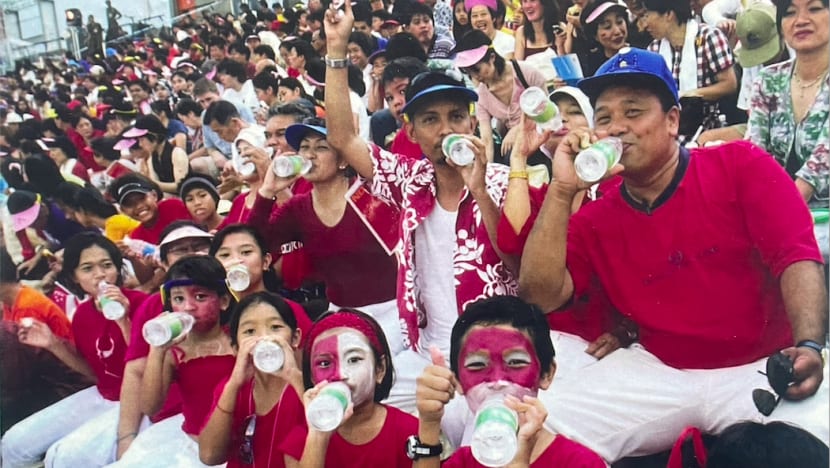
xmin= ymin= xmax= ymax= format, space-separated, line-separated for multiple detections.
xmin=229 ymin=335 xmax=258 ymax=387
xmin=416 ymin=346 xmax=460 ymax=425
xmin=504 ymin=395 xmax=548 ymax=465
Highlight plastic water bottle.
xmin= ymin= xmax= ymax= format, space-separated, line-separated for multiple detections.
xmin=519 ymin=86 xmax=562 ymax=133
xmin=573 ymin=137 xmax=623 ymax=183
xmin=142 ymin=312 xmax=195 ymax=346
xmin=234 ymin=152 xmax=257 ymax=177
xmin=272 ymin=155 xmax=312 ymax=177
xmin=98 ymin=281 xmax=126 ymax=320
xmin=470 ymin=396 xmax=519 ymax=467
xmin=442 ymin=134 xmax=475 ymax=166
xmin=123 ymin=237 xmax=160 ymax=262
xmin=226 ymin=264 xmax=251 ymax=292
xmin=306 ymin=381 xmax=352 ymax=431
xmin=252 ymin=340 xmax=285 ymax=373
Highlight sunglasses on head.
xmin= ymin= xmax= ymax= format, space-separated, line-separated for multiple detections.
xmin=239 ymin=414 xmax=256 ymax=464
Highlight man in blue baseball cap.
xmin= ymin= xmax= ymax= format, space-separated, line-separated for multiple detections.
xmin=321 ymin=0 xmax=520 ymax=412
xmin=518 ymin=47 xmax=827 ymax=461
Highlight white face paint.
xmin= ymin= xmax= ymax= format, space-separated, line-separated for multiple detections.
xmin=311 ymin=329 xmax=378 ymax=406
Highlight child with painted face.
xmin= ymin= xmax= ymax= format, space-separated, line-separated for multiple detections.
xmin=283 ymin=309 xmax=418 ymax=467
xmin=199 ymin=292 xmax=305 ymax=468
xmin=415 ymin=296 xmax=605 ymax=467
xmin=118 ymin=256 xmax=235 ymax=468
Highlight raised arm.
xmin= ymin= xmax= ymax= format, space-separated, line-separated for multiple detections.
xmin=323 ymin=1 xmax=374 ymax=180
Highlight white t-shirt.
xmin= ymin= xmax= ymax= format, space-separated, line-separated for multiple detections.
xmin=414 ymin=203 xmax=459 ymax=360
xmin=349 ymin=91 xmax=371 ymax=142
xmin=493 ymin=30 xmax=516 ymax=58
xmin=222 ymin=80 xmax=260 ymax=114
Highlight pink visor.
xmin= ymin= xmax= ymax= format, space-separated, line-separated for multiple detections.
xmin=11 ymin=195 xmax=41 ymax=232
xmin=114 ymin=138 xmax=137 ymax=151
xmin=585 ymin=2 xmax=627 ymax=24
xmin=455 ymin=45 xmax=490 ymax=68
xmin=465 ymin=0 xmax=496 ymax=12
xmin=123 ymin=127 xmax=149 ymax=138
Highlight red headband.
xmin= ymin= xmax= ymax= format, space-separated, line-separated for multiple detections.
xmin=307 ymin=310 xmax=384 ymax=356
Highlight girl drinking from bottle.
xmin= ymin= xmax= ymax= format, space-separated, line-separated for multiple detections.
xmin=199 ymin=292 xmax=306 ymax=468
xmin=414 ymin=296 xmax=604 ymax=467
xmin=3 ymin=232 xmax=148 ymax=467
xmin=115 ymin=256 xmax=235 ymax=467
xmin=282 ymin=309 xmax=418 ymax=467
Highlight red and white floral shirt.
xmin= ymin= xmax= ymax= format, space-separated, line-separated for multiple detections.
xmin=367 ymin=143 xmax=518 ymax=350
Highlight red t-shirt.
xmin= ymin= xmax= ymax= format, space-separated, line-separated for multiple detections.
xmin=497 ymin=179 xmax=623 ymax=342
xmin=444 ymin=434 xmax=606 ymax=468
xmin=248 ymin=192 xmax=397 ymax=307
xmin=211 ymin=378 xmax=307 ymax=468
xmin=72 ymin=288 xmax=147 ymax=400
xmin=3 ymin=286 xmax=73 ymax=341
xmin=566 ymin=141 xmax=822 ymax=369
xmin=125 ymin=293 xmax=183 ymax=422
xmin=129 ymin=198 xmax=191 ymax=245
xmin=390 ymin=127 xmax=423 ymax=161
xmin=282 ymin=405 xmax=417 ymax=467
xmin=173 ymin=353 xmax=235 ymax=435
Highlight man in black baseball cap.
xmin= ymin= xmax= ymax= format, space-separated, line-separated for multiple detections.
xmin=519 ymin=47 xmax=828 ymax=461
xmin=319 ymin=0 xmax=520 ymax=412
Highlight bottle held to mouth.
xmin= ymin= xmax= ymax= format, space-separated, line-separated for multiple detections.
xmin=98 ymin=281 xmax=126 ymax=320
xmin=442 ymin=134 xmax=475 ymax=166
xmin=272 ymin=155 xmax=312 ymax=178
xmin=142 ymin=312 xmax=195 ymax=346
xmin=306 ymin=381 xmax=352 ymax=432
xmin=252 ymin=340 xmax=285 ymax=373
xmin=573 ymin=137 xmax=623 ymax=183
xmin=470 ymin=395 xmax=519 ymax=467
xmin=226 ymin=264 xmax=251 ymax=292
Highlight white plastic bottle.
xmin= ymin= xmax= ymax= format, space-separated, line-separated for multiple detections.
xmin=98 ymin=281 xmax=126 ymax=320
xmin=122 ymin=237 xmax=160 ymax=261
xmin=252 ymin=340 xmax=285 ymax=373
xmin=470 ymin=396 xmax=519 ymax=468
xmin=234 ymin=151 xmax=257 ymax=177
xmin=306 ymin=381 xmax=352 ymax=432
xmin=226 ymin=264 xmax=251 ymax=292
xmin=272 ymin=155 xmax=312 ymax=177
xmin=519 ymin=86 xmax=563 ymax=133
xmin=442 ymin=134 xmax=475 ymax=166
xmin=142 ymin=312 xmax=195 ymax=346
xmin=573 ymin=137 xmax=623 ymax=183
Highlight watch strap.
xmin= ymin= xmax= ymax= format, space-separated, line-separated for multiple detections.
xmin=796 ymin=339 xmax=825 ymax=357
xmin=324 ymin=55 xmax=349 ymax=69
xmin=406 ymin=435 xmax=442 ymax=460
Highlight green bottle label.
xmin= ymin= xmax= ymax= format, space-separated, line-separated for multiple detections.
xmin=475 ymin=404 xmax=518 ymax=431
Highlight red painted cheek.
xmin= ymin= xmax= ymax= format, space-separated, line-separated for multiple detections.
xmin=311 ymin=334 xmax=341 ymax=384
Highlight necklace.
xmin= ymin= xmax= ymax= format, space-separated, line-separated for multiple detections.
xmin=793 ymin=66 xmax=828 ymax=100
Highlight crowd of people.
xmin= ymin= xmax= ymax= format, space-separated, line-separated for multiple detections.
xmin=0 ymin=0 xmax=828 ymax=466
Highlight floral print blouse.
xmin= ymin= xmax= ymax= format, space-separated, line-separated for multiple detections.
xmin=746 ymin=59 xmax=829 ymax=202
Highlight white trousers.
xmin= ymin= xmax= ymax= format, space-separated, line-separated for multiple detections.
xmin=2 ymin=386 xmax=118 ymax=468
xmin=109 ymin=415 xmax=224 ymax=468
xmin=538 ymin=344 xmax=830 ymax=462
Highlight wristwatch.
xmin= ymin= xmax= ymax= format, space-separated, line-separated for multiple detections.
xmin=324 ymin=55 xmax=349 ymax=69
xmin=797 ymin=339 xmax=826 ymax=360
xmin=406 ymin=435 xmax=442 ymax=460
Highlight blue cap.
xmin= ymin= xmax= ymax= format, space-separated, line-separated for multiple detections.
xmin=578 ymin=47 xmax=679 ymax=105
xmin=285 ymin=124 xmax=327 ymax=151
xmin=402 ymin=84 xmax=478 ymax=117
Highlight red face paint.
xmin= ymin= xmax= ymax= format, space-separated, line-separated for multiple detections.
xmin=311 ymin=333 xmax=341 ymax=384
xmin=458 ymin=326 xmax=541 ymax=392
xmin=310 ymin=329 xmax=377 ymax=405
